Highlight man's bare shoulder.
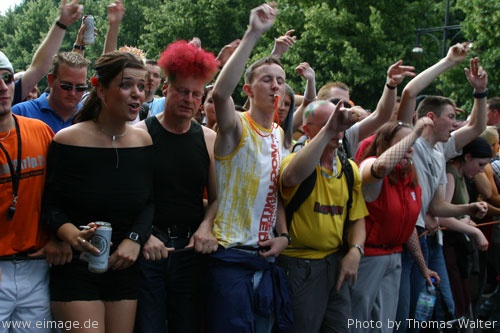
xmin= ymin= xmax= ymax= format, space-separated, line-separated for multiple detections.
xmin=134 ymin=119 xmax=148 ymax=131
xmin=201 ymin=124 xmax=216 ymax=138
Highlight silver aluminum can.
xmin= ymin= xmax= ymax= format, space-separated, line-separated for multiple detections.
xmin=88 ymin=222 xmax=112 ymax=273
xmin=82 ymin=15 xmax=95 ymax=44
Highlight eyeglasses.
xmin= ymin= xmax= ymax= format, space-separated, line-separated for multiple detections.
xmin=329 ymin=98 xmax=352 ymax=108
xmin=0 ymin=73 xmax=14 ymax=85
xmin=57 ymin=79 xmax=88 ymax=93
xmin=174 ymin=86 xmax=204 ymax=100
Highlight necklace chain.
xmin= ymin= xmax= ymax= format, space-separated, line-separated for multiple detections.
xmin=98 ymin=124 xmax=128 ymax=169
xmin=98 ymin=126 xmax=128 ymax=141
xmin=0 ymin=129 xmax=11 ymax=141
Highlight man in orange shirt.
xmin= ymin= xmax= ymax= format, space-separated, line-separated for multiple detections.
xmin=0 ymin=50 xmax=70 ymax=332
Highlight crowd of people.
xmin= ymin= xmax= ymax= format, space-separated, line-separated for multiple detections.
xmin=2 ymin=1 xmax=500 ymax=333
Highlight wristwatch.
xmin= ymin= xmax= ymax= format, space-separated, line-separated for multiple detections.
xmin=278 ymin=233 xmax=292 ymax=245
xmin=351 ymin=243 xmax=364 ymax=257
xmin=128 ymin=232 xmax=141 ymax=245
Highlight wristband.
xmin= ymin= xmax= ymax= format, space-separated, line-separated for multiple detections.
xmin=370 ymin=164 xmax=384 ymax=180
xmin=386 ymin=83 xmax=396 ymax=90
xmin=73 ymin=44 xmax=85 ymax=51
xmin=473 ymin=89 xmax=488 ymax=99
xmin=55 ymin=20 xmax=68 ymax=30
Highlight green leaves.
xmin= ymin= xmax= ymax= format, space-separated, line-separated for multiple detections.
xmin=1 ymin=0 xmax=498 ymax=113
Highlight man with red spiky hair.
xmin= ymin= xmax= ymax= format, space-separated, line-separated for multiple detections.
xmin=134 ymin=40 xmax=219 ymax=333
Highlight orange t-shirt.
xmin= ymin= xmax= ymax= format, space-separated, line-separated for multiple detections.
xmin=0 ymin=115 xmax=54 ymax=256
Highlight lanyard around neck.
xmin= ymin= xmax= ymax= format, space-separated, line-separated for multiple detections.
xmin=0 ymin=115 xmax=22 ymax=221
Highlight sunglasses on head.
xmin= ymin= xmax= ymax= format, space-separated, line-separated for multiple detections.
xmin=59 ymin=81 xmax=88 ymax=92
xmin=329 ymin=98 xmax=352 ymax=108
xmin=0 ymin=73 xmax=14 ymax=85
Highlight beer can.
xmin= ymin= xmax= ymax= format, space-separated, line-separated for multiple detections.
xmin=82 ymin=15 xmax=95 ymax=44
xmin=88 ymin=222 xmax=112 ymax=273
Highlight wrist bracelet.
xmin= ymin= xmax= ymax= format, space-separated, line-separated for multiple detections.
xmin=304 ymin=96 xmax=316 ymax=103
xmin=73 ymin=44 xmax=85 ymax=51
xmin=55 ymin=20 xmax=68 ymax=30
xmin=473 ymin=89 xmax=488 ymax=99
xmin=386 ymin=83 xmax=396 ymax=90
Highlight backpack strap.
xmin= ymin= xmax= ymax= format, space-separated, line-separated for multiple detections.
xmin=285 ymin=149 xmax=355 ymax=236
xmin=291 ymin=135 xmax=308 ymax=153
xmin=340 ymin=136 xmax=351 ymax=158
xmin=285 ymin=170 xmax=316 ymax=229
xmin=338 ymin=149 xmax=354 ymax=252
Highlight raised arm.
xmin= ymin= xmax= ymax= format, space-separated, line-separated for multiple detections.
xmin=281 ymin=103 xmax=352 ymax=187
xmin=103 ymin=0 xmax=125 ymax=54
xmin=292 ymin=62 xmax=316 ymax=133
xmin=398 ymin=42 xmax=470 ymax=124
xmin=213 ymin=3 xmax=277 ymax=152
xmin=357 ymin=60 xmax=416 ymax=140
xmin=364 ymin=117 xmax=432 ymax=184
xmin=452 ymin=57 xmax=488 ymax=151
xmin=215 ymin=39 xmax=241 ymax=69
xmin=270 ymin=29 xmax=296 ymax=59
xmin=71 ymin=21 xmax=86 ymax=55
xmin=20 ymin=0 xmax=83 ymax=101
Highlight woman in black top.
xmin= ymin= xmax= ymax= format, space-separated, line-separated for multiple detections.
xmin=45 ymin=51 xmax=153 ymax=333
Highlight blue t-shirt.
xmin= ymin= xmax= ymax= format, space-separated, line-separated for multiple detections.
xmin=147 ymin=97 xmax=165 ymax=117
xmin=12 ymin=92 xmax=82 ymax=133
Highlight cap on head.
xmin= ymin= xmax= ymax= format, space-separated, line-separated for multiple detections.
xmin=0 ymin=51 xmax=14 ymax=74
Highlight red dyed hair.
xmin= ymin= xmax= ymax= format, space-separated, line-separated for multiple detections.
xmin=158 ymin=40 xmax=218 ymax=83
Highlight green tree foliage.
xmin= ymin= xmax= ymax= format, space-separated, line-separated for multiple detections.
xmin=0 ymin=0 xmax=497 ymax=113
xmin=141 ymin=0 xmax=262 ymax=59
xmin=452 ymin=0 xmax=500 ymax=111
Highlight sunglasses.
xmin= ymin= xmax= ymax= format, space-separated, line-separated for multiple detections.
xmin=329 ymin=98 xmax=352 ymax=108
xmin=0 ymin=73 xmax=14 ymax=85
xmin=58 ymin=81 xmax=88 ymax=92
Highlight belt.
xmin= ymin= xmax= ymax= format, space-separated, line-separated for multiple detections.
xmin=0 ymin=250 xmax=45 ymax=261
xmin=232 ymin=245 xmax=270 ymax=252
xmin=166 ymin=225 xmax=193 ymax=239
xmin=152 ymin=225 xmax=193 ymax=246
xmin=365 ymin=243 xmax=396 ymax=250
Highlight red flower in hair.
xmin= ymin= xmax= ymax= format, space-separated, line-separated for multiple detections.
xmin=90 ymin=76 xmax=99 ymax=87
